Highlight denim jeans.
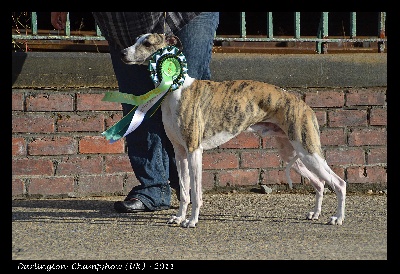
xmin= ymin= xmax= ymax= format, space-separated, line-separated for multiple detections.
xmin=108 ymin=12 xmax=219 ymax=210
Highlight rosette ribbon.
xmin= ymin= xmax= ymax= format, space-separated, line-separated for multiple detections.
xmin=101 ymin=46 xmax=187 ymax=143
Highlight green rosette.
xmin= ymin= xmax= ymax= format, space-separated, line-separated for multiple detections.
xmin=148 ymin=45 xmax=188 ymax=90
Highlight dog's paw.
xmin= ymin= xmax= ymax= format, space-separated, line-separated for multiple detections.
xmin=181 ymin=219 xmax=197 ymax=228
xmin=167 ymin=215 xmax=183 ymax=225
xmin=306 ymin=211 xmax=320 ymax=220
xmin=326 ymin=216 xmax=344 ymax=225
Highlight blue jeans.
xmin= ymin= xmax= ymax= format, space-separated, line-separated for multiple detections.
xmin=108 ymin=12 xmax=219 ymax=210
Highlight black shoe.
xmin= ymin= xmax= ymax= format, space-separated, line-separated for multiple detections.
xmin=114 ymin=198 xmax=149 ymax=213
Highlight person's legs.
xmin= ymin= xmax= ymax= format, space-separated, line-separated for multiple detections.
xmin=176 ymin=12 xmax=219 ymax=80
xmin=109 ymin=45 xmax=172 ymax=211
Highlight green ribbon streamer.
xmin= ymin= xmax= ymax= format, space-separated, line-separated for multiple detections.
xmin=101 ymin=106 xmax=137 ymax=142
xmin=101 ymin=75 xmax=173 ymax=142
xmin=102 ymin=76 xmax=173 ymax=106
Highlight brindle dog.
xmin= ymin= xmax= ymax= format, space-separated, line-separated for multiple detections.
xmin=120 ymin=33 xmax=346 ymax=228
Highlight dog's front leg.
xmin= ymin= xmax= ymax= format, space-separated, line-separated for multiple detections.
xmin=167 ymin=145 xmax=190 ymax=226
xmin=181 ymin=147 xmax=203 ymax=228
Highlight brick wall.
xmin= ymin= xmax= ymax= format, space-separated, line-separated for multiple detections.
xmin=11 ymin=86 xmax=387 ymax=198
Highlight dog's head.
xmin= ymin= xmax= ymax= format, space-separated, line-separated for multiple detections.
xmin=121 ymin=33 xmax=182 ymax=65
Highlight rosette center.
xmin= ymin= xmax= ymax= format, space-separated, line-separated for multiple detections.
xmin=161 ymin=57 xmax=181 ymax=79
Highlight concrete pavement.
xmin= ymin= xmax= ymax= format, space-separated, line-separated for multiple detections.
xmin=12 ymin=190 xmax=387 ymax=261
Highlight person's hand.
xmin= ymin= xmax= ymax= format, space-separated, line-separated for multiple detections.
xmin=51 ymin=12 xmax=68 ymax=30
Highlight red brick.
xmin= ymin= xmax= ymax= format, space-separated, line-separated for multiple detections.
xmin=328 ymin=109 xmax=367 ymax=127
xmin=347 ymin=166 xmax=387 ymax=184
xmin=105 ymin=155 xmax=132 ymax=173
xmin=325 ymin=148 xmax=365 ymax=166
xmin=28 ymin=136 xmax=77 ymax=155
xmin=262 ymin=135 xmax=280 ymax=149
xmin=12 ymin=93 xmax=24 ymax=111
xmin=314 ymin=110 xmax=327 ymax=127
xmin=367 ymin=147 xmax=387 ymax=164
xmin=202 ymin=171 xmax=215 ymax=190
xmin=348 ymin=128 xmax=386 ymax=146
xmin=346 ymin=89 xmax=386 ymax=106
xmin=105 ymin=112 xmax=124 ymax=128
xmin=79 ymin=136 xmax=125 ymax=154
xmin=29 ymin=177 xmax=75 ymax=196
xmin=12 ymin=158 xmax=54 ymax=176
xmin=57 ymin=113 xmax=104 ymax=132
xmin=12 ymin=114 xmax=55 ymax=133
xmin=26 ymin=93 xmax=74 ymax=111
xmin=12 ymin=137 xmax=26 ymax=156
xmin=11 ymin=85 xmax=388 ymax=198
xmin=77 ymin=93 xmax=122 ymax=111
xmin=241 ymin=150 xmax=281 ymax=168
xmin=56 ymin=155 xmax=103 ymax=175
xmin=218 ymin=169 xmax=259 ymax=187
xmin=125 ymin=173 xmax=141 ymax=194
xmin=261 ymin=168 xmax=302 ymax=185
xmin=320 ymin=128 xmax=346 ymax=146
xmin=202 ymin=151 xmax=239 ymax=169
xmin=305 ymin=90 xmax=344 ymax=108
xmin=77 ymin=174 xmax=124 ymax=196
xmin=219 ymin=132 xmax=260 ymax=149
xmin=12 ymin=178 xmax=25 ymax=196
xmin=331 ymin=166 xmax=345 ymax=180
xmin=370 ymin=108 xmax=387 ymax=126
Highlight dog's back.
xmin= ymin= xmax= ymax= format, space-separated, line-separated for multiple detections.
xmin=173 ymin=79 xmax=323 ymax=157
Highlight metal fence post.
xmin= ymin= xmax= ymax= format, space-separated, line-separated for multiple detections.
xmin=378 ymin=12 xmax=386 ymax=53
xmin=316 ymin=12 xmax=329 ymax=54
xmin=240 ymin=12 xmax=246 ymax=38
xmin=267 ymin=12 xmax=273 ymax=38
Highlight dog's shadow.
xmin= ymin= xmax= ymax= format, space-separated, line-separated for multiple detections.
xmin=12 ymin=197 xmax=326 ymax=227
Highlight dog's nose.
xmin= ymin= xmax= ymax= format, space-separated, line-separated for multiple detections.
xmin=120 ymin=49 xmax=128 ymax=59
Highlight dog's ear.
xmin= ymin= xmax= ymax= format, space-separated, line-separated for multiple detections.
xmin=165 ymin=35 xmax=183 ymax=51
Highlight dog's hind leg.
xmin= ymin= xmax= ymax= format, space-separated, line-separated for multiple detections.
xmin=167 ymin=144 xmax=191 ymax=226
xmin=291 ymin=159 xmax=325 ymax=221
xmin=275 ymin=137 xmax=325 ymax=220
xmin=285 ymin=155 xmax=299 ymax=189
xmin=292 ymin=142 xmax=346 ymax=225
xmin=275 ymin=136 xmax=302 ymax=189
xmin=314 ymin=160 xmax=346 ymax=225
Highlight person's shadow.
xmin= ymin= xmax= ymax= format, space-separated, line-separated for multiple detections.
xmin=11 ymin=199 xmax=179 ymax=226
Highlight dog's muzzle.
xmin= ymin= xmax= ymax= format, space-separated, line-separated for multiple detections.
xmin=120 ymin=48 xmax=147 ymax=65
xmin=120 ymin=48 xmax=131 ymax=64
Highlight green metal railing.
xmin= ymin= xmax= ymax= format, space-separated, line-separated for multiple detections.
xmin=12 ymin=12 xmax=387 ymax=53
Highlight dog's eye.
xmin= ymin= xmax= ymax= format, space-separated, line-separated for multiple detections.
xmin=143 ymin=40 xmax=152 ymax=47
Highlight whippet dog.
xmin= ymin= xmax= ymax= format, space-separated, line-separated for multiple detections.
xmin=120 ymin=33 xmax=347 ymax=228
